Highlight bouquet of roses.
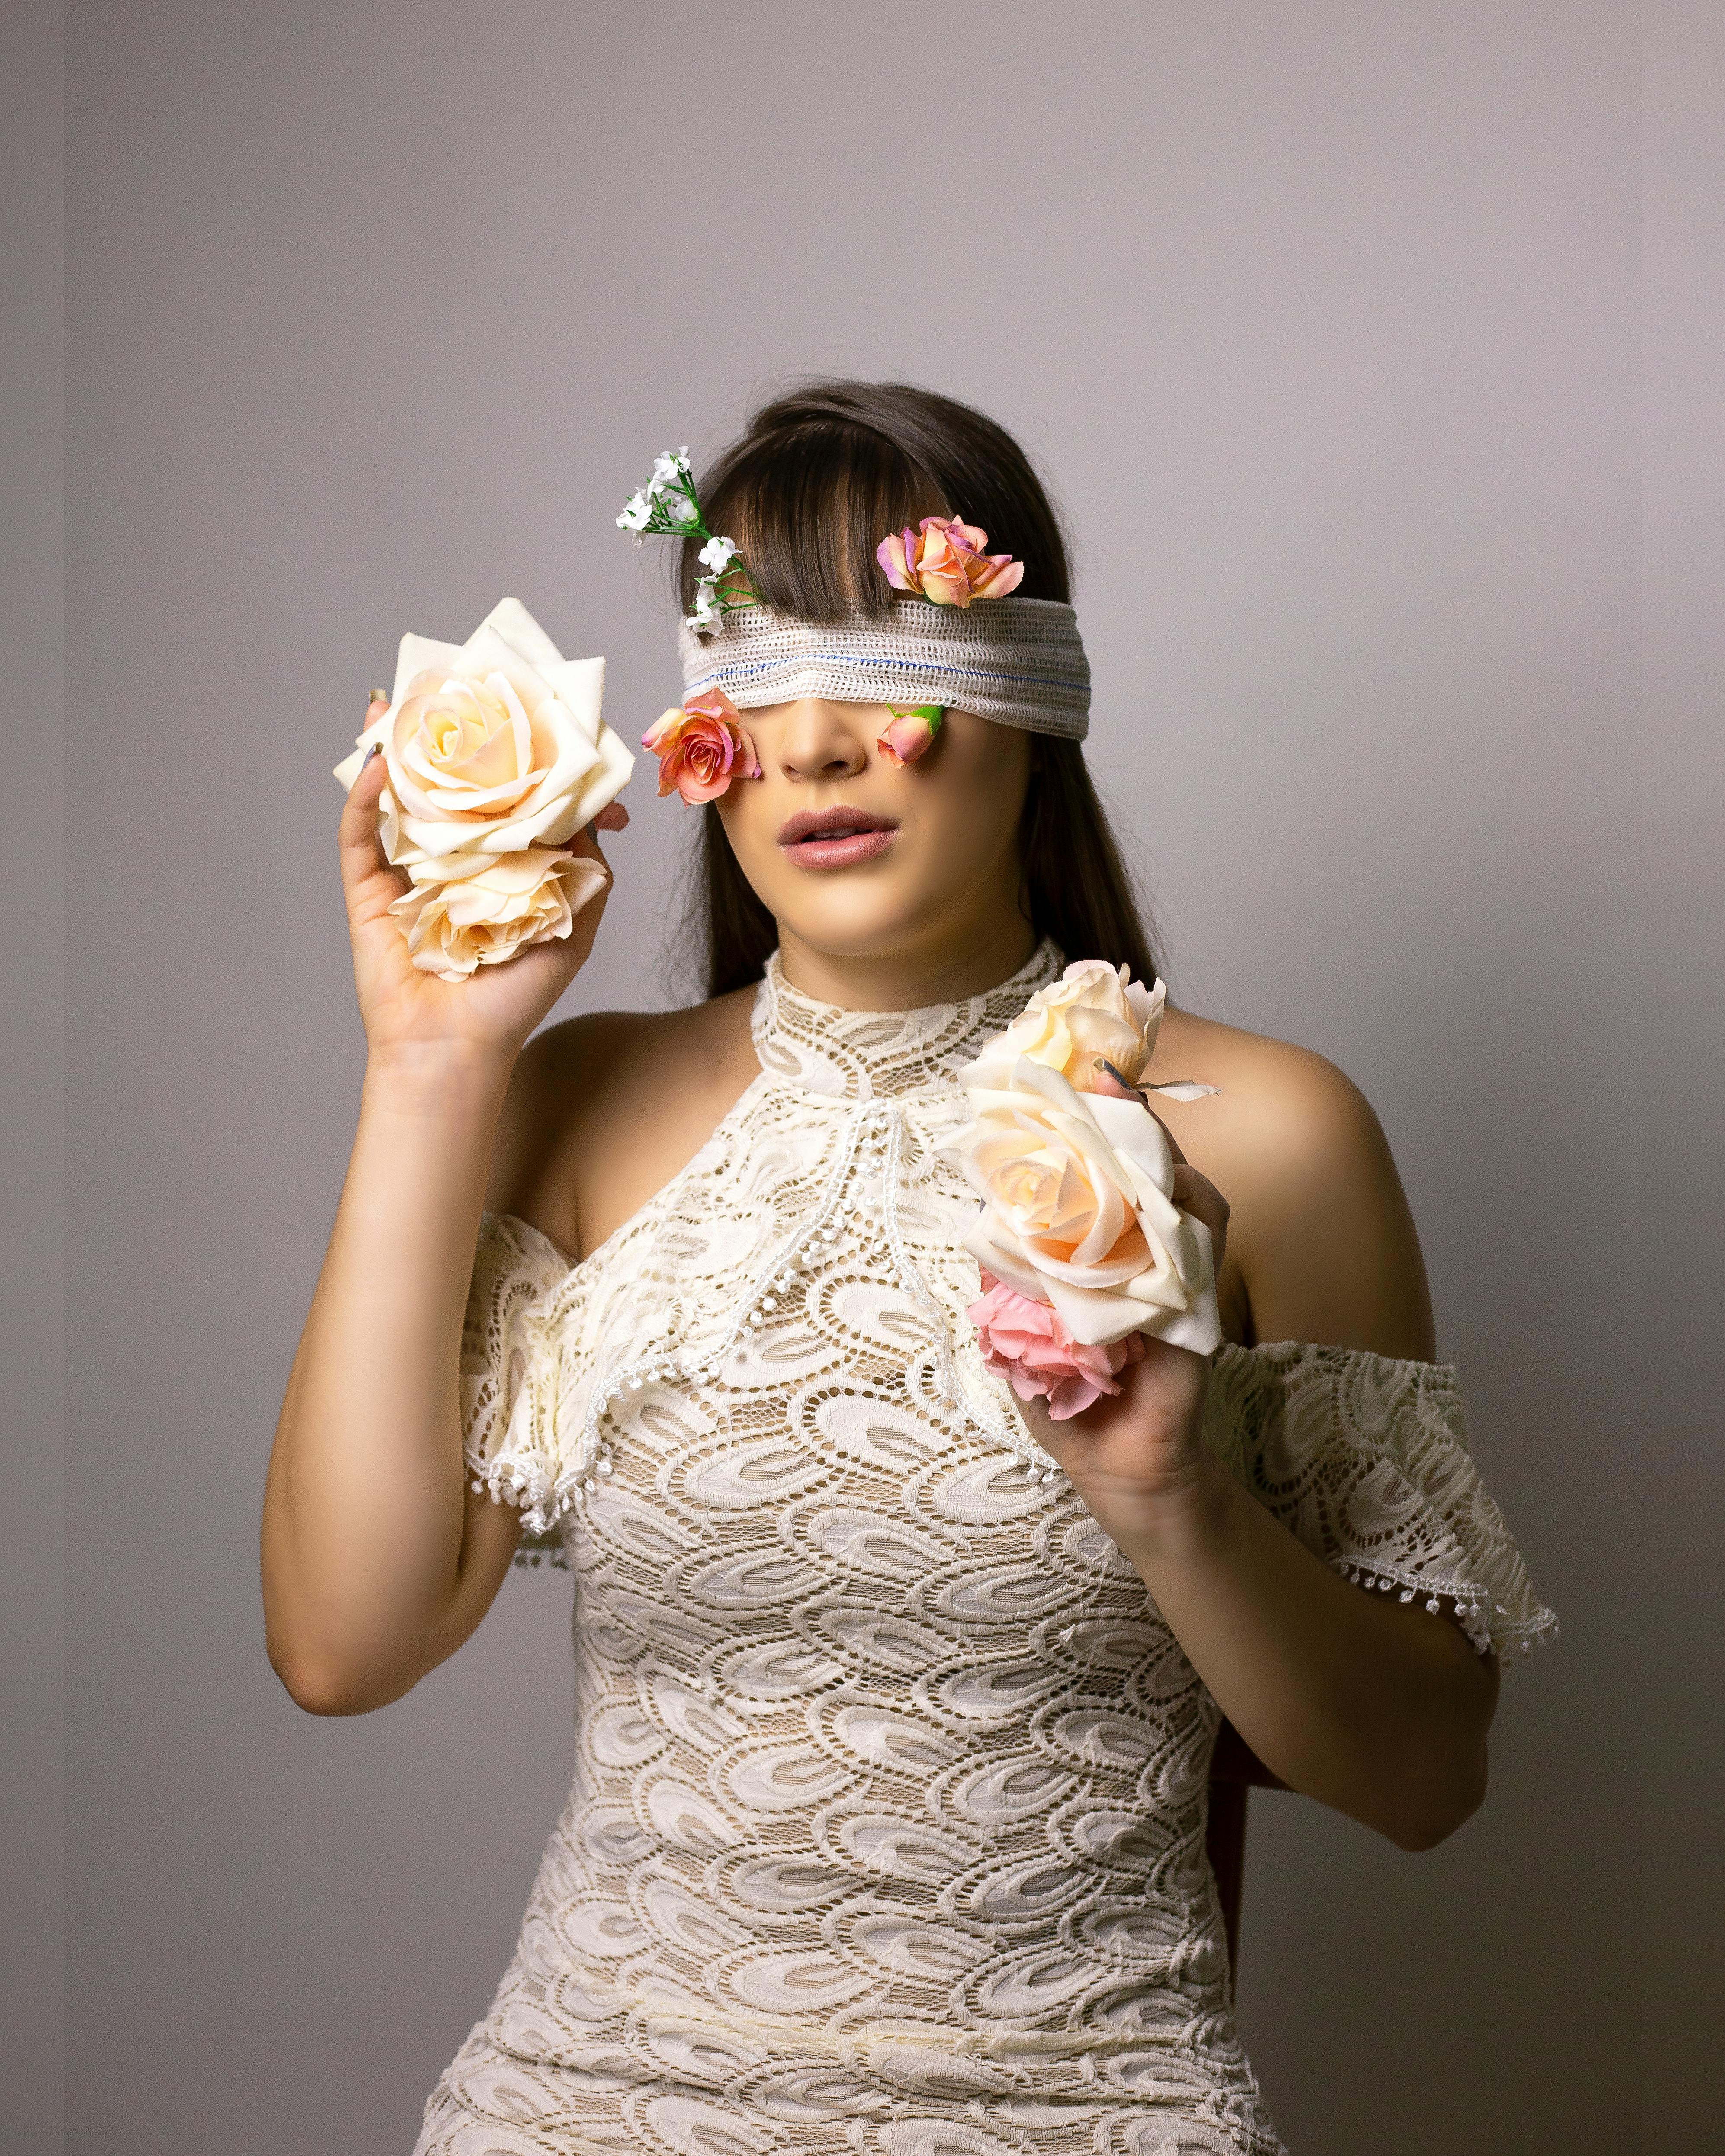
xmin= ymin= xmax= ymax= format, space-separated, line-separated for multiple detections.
xmin=334 ymin=598 xmax=634 ymax=982
xmin=947 ymin=961 xmax=1222 ymax=1419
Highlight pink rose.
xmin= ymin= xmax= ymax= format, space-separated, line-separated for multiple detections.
xmin=875 ymin=516 xmax=1025 ymax=607
xmin=641 ymin=687 xmax=762 ymax=804
xmin=967 ymin=1272 xmax=1145 ymax=1421
xmin=876 ymin=704 xmax=944 ymax=767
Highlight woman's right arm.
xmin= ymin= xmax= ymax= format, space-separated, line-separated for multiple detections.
xmin=262 ymin=721 xmax=619 ymax=1716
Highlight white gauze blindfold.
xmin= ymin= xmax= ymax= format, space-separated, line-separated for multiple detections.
xmin=678 ymin=598 xmax=1090 ymax=740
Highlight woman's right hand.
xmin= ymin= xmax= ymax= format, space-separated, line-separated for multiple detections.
xmin=265 ymin=695 xmax=632 ymax=1714
xmin=339 ymin=697 xmax=628 ymax=1071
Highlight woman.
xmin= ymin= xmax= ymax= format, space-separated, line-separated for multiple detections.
xmin=264 ymin=381 xmax=1553 ymax=2155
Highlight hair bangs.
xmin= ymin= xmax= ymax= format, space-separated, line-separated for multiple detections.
xmin=679 ymin=380 xmax=1072 ymax=622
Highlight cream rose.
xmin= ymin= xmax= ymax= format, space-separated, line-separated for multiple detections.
xmin=335 ymin=597 xmax=633 ymax=863
xmin=334 ymin=598 xmax=633 ymax=979
xmin=962 ymin=959 xmax=1180 ymax=1097
xmin=948 ymin=1054 xmax=1221 ymax=1356
xmin=388 ymin=848 xmax=607 ymax=984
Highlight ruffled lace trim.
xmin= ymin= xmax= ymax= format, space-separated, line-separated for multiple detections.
xmin=457 ymin=1212 xmax=572 ymax=1551
xmin=1205 ymin=1340 xmax=1558 ymax=1659
xmin=465 ymin=1205 xmax=1558 ymax=1659
xmin=461 ymin=1094 xmax=1070 ymax=1545
xmin=458 ymin=959 xmax=1555 ymax=1668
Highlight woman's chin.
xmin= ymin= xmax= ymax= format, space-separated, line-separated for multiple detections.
xmin=767 ymin=888 xmax=1036 ymax=986
xmin=775 ymin=908 xmax=937 ymax=967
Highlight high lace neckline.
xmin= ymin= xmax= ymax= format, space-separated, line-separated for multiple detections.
xmin=751 ymin=938 xmax=1063 ymax=1100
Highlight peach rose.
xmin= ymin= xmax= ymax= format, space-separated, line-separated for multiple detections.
xmin=960 ymin=959 xmax=1218 ymax=1102
xmin=388 ymin=848 xmax=607 ymax=983
xmin=642 ymin=687 xmax=761 ymax=804
xmin=947 ymin=1054 xmax=1220 ymax=1355
xmin=334 ymin=598 xmax=634 ymax=867
xmin=968 ymin=1272 xmax=1147 ymax=1420
xmin=876 ymin=516 xmax=1024 ymax=607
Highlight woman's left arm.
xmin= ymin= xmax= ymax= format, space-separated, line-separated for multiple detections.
xmin=1032 ymin=1051 xmax=1499 ymax=1853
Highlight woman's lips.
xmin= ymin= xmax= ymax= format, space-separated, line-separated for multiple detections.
xmin=777 ymin=807 xmax=899 ymax=870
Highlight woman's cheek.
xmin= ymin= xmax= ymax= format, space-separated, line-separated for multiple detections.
xmin=713 ymin=787 xmax=774 ymax=884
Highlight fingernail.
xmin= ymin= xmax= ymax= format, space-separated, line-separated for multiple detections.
xmin=362 ymin=743 xmax=380 ymax=767
xmin=367 ymin=688 xmax=389 ymax=709
xmin=1097 ymin=1058 xmax=1150 ymax=1105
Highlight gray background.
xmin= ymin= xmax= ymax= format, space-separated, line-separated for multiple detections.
xmin=16 ymin=1 xmax=1719 ymax=2150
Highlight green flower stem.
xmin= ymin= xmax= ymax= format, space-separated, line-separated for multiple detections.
xmin=640 ymin=465 xmax=762 ymax=613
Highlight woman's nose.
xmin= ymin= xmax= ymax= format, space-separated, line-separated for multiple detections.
xmin=774 ymin=700 xmax=871 ymax=782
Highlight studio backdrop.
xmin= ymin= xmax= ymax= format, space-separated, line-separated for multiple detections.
xmin=48 ymin=3 xmax=1713 ymax=2153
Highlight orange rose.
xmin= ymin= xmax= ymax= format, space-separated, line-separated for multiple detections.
xmin=642 ymin=688 xmax=762 ymax=804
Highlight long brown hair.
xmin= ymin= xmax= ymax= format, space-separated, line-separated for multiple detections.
xmin=679 ymin=380 xmax=1159 ymax=998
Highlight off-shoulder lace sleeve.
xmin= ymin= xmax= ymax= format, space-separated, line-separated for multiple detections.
xmin=460 ymin=1212 xmax=571 ymax=1536
xmin=1205 ymin=1341 xmax=1558 ymax=1658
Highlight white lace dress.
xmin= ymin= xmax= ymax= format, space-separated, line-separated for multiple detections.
xmin=414 ymin=943 xmax=1555 ymax=2156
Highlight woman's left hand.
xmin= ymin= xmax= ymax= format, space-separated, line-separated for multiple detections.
xmin=1020 ymin=1153 xmax=1233 ymax=1550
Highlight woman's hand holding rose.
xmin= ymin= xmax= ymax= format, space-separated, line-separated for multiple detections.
xmin=1019 ymin=1155 xmax=1234 ymax=1555
xmin=948 ymin=958 xmax=1237 ymax=1552
xmin=332 ymin=600 xmax=635 ymax=1075
xmin=339 ymin=704 xmax=625 ymax=1074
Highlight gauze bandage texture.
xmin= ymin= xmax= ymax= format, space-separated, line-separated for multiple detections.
xmin=678 ymin=598 xmax=1090 ymax=739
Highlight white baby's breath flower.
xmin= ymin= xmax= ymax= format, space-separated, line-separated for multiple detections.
xmin=698 ymin=534 xmax=739 ymax=573
xmin=687 ymin=580 xmax=722 ymax=632
xmin=617 ymin=490 xmax=652 ymax=531
xmin=651 ymin=448 xmax=688 ymax=489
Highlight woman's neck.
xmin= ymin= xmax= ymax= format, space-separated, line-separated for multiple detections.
xmin=774 ymin=915 xmax=1041 ymax=1014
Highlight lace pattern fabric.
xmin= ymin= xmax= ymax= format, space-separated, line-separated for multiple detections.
xmin=421 ymin=945 xmax=1555 ymax=2156
xmin=1205 ymin=1345 xmax=1556 ymax=1658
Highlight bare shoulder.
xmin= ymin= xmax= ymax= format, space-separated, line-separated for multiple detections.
xmin=1149 ymin=1005 xmax=1436 ymax=1360
xmin=486 ymin=983 xmax=760 ymax=1261
xmin=1150 ymin=1006 xmax=1390 ymax=1185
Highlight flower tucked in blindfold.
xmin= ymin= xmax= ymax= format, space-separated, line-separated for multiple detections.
xmin=641 ymin=687 xmax=761 ymax=804
xmin=877 ymin=516 xmax=1024 ymax=607
xmin=618 ymin=446 xmax=759 ymax=635
xmin=877 ymin=704 xmax=944 ymax=768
